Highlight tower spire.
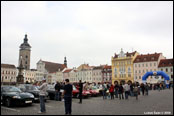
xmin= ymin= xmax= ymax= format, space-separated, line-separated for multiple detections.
xmin=24 ymin=34 xmax=28 ymax=43
xmin=64 ymin=56 xmax=67 ymax=67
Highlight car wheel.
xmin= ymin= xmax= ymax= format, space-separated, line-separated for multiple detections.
xmin=6 ymin=98 xmax=11 ymax=107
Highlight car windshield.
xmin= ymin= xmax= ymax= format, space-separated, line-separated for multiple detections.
xmin=73 ymin=86 xmax=77 ymax=90
xmin=47 ymin=85 xmax=54 ymax=90
xmin=2 ymin=86 xmax=22 ymax=92
xmin=92 ymin=86 xmax=97 ymax=90
xmin=25 ymin=85 xmax=38 ymax=90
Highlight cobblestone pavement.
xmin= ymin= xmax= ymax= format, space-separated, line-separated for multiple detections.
xmin=1 ymin=89 xmax=173 ymax=115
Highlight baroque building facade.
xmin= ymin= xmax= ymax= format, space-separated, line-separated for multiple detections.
xmin=112 ymin=49 xmax=139 ymax=84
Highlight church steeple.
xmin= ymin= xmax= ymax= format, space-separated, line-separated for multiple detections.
xmin=20 ymin=34 xmax=31 ymax=50
xmin=19 ymin=34 xmax=31 ymax=70
xmin=24 ymin=34 xmax=28 ymax=43
xmin=64 ymin=57 xmax=67 ymax=67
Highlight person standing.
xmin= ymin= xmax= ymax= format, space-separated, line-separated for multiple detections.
xmin=114 ymin=82 xmax=119 ymax=98
xmin=130 ymin=83 xmax=134 ymax=97
xmin=62 ymin=79 xmax=73 ymax=115
xmin=102 ymin=82 xmax=107 ymax=99
xmin=133 ymin=85 xmax=138 ymax=100
xmin=145 ymin=83 xmax=149 ymax=96
xmin=109 ymin=84 xmax=114 ymax=99
xmin=78 ymin=80 xmax=83 ymax=103
xmin=124 ymin=82 xmax=130 ymax=99
xmin=140 ymin=83 xmax=145 ymax=96
xmin=118 ymin=83 xmax=124 ymax=100
xmin=38 ymin=78 xmax=48 ymax=114
xmin=55 ymin=81 xmax=61 ymax=101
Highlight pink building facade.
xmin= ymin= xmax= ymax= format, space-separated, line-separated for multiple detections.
xmin=133 ymin=53 xmax=165 ymax=84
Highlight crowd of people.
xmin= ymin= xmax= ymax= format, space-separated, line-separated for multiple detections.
xmin=33 ymin=79 xmax=173 ymax=114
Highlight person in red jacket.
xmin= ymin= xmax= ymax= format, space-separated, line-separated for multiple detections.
xmin=109 ymin=84 xmax=115 ymax=99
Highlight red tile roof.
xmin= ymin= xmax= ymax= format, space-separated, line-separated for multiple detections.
xmin=133 ymin=53 xmax=161 ymax=63
xmin=125 ymin=51 xmax=137 ymax=57
xmin=42 ymin=61 xmax=66 ymax=73
xmin=1 ymin=64 xmax=16 ymax=69
xmin=103 ymin=65 xmax=111 ymax=69
xmin=63 ymin=69 xmax=72 ymax=73
xmin=158 ymin=59 xmax=173 ymax=67
xmin=93 ymin=66 xmax=103 ymax=70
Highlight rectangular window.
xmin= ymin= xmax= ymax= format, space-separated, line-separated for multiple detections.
xmin=166 ymin=68 xmax=168 ymax=72
xmin=146 ymin=63 xmax=148 ymax=67
xmin=171 ymin=68 xmax=173 ymax=72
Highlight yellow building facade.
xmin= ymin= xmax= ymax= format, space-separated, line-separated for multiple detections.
xmin=111 ymin=49 xmax=139 ymax=84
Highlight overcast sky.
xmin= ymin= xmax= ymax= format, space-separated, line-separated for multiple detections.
xmin=1 ymin=1 xmax=173 ymax=69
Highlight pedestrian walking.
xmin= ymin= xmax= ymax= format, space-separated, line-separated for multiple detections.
xmin=133 ymin=85 xmax=138 ymax=100
xmin=38 ymin=78 xmax=48 ymax=114
xmin=118 ymin=83 xmax=124 ymax=100
xmin=54 ymin=81 xmax=61 ymax=101
xmin=62 ymin=79 xmax=73 ymax=115
xmin=109 ymin=84 xmax=114 ymax=99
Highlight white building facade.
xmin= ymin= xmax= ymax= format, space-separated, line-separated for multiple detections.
xmin=1 ymin=64 xmax=17 ymax=85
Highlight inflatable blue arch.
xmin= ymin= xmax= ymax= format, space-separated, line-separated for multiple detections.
xmin=142 ymin=71 xmax=170 ymax=88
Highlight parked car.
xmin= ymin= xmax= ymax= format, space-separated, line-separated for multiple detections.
xmin=17 ymin=84 xmax=48 ymax=102
xmin=89 ymin=86 xmax=100 ymax=97
xmin=1 ymin=86 xmax=34 ymax=107
xmin=74 ymin=85 xmax=91 ymax=98
xmin=72 ymin=85 xmax=79 ymax=98
xmin=82 ymin=90 xmax=91 ymax=98
xmin=47 ymin=85 xmax=63 ymax=100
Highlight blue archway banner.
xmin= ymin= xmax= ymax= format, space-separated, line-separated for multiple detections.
xmin=142 ymin=71 xmax=170 ymax=88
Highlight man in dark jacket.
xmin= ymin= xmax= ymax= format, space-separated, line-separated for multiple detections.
xmin=63 ymin=79 xmax=73 ymax=115
xmin=78 ymin=80 xmax=83 ymax=103
xmin=114 ymin=82 xmax=119 ymax=98
xmin=140 ymin=83 xmax=145 ymax=96
xmin=118 ymin=84 xmax=124 ymax=100
xmin=55 ymin=81 xmax=61 ymax=101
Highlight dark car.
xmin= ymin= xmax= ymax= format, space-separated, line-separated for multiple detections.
xmin=47 ymin=85 xmax=63 ymax=100
xmin=1 ymin=86 xmax=34 ymax=107
xmin=17 ymin=84 xmax=48 ymax=102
